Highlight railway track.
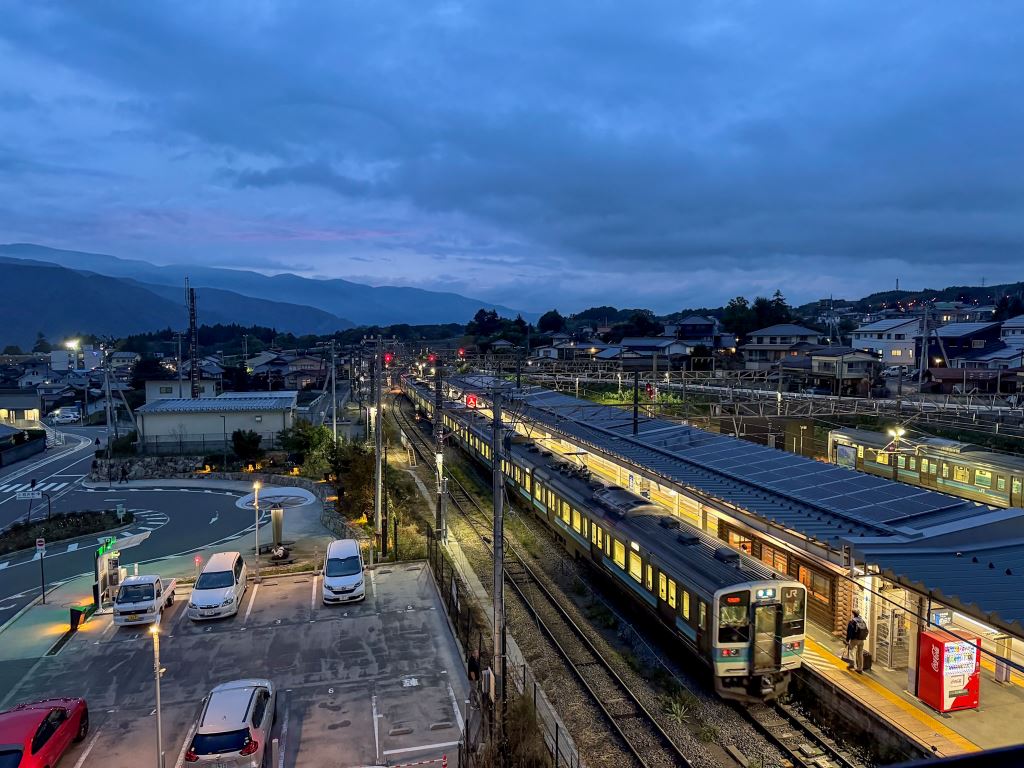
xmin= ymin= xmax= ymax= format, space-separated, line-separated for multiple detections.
xmin=392 ymin=395 xmax=694 ymax=768
xmin=746 ymin=703 xmax=866 ymax=768
xmin=393 ymin=389 xmax=869 ymax=768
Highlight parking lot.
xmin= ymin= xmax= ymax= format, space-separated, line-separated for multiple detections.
xmin=2 ymin=563 xmax=470 ymax=767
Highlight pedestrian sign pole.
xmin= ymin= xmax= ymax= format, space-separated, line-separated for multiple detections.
xmin=36 ymin=538 xmax=46 ymax=604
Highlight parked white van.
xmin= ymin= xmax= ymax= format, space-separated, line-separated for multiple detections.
xmin=321 ymin=539 xmax=365 ymax=604
xmin=188 ymin=551 xmax=248 ymax=620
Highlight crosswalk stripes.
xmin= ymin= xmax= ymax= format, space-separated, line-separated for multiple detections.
xmin=0 ymin=481 xmax=69 ymax=494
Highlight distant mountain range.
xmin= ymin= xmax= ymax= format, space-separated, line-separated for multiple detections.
xmin=0 ymin=243 xmax=530 ymax=348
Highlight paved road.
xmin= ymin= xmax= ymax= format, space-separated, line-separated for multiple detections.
xmin=0 ymin=427 xmax=273 ymax=621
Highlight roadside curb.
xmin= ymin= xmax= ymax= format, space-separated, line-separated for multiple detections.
xmin=0 ymin=580 xmax=68 ymax=638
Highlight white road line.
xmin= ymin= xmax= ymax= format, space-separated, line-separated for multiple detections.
xmin=447 ymin=682 xmax=465 ymax=733
xmin=70 ymin=723 xmax=104 ymax=768
xmin=173 ymin=717 xmax=199 ymax=768
xmin=51 ymin=482 xmax=68 ymax=491
xmin=276 ymin=692 xmax=290 ymax=768
xmin=371 ymin=695 xmax=380 ymax=764
xmin=242 ymin=582 xmax=260 ymax=625
xmin=36 ymin=483 xmax=55 ymax=491
xmin=310 ymin=575 xmax=318 ymax=613
xmin=209 ymin=513 xmax=218 ymax=525
xmin=65 ymin=542 xmax=79 ymax=553
xmin=382 ymin=741 xmax=461 ymax=757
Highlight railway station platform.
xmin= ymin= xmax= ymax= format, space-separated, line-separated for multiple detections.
xmin=802 ymin=624 xmax=1024 ymax=758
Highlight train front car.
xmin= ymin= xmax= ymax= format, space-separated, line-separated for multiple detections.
xmin=713 ymin=580 xmax=806 ymax=700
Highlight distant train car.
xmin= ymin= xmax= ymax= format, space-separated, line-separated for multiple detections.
xmin=402 ymin=375 xmax=807 ymax=701
xmin=827 ymin=427 xmax=1024 ymax=508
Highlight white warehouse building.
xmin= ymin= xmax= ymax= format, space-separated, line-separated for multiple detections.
xmin=135 ymin=391 xmax=297 ymax=454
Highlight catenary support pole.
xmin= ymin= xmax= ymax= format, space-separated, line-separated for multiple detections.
xmin=331 ymin=340 xmax=338 ymax=441
xmin=491 ymin=390 xmax=505 ymax=755
xmin=632 ymin=370 xmax=640 ymax=435
xmin=434 ymin=362 xmax=445 ymax=541
xmin=374 ymin=337 xmax=383 ymax=549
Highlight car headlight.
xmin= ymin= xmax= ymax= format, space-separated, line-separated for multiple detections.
xmin=189 ymin=602 xmax=198 ymax=609
xmin=221 ymin=596 xmax=235 ymax=606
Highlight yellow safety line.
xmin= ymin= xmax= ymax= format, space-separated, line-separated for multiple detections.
xmin=979 ymin=655 xmax=1024 ymax=688
xmin=804 ymin=637 xmax=981 ymax=754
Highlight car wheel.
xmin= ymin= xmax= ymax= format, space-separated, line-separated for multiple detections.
xmin=75 ymin=709 xmax=89 ymax=742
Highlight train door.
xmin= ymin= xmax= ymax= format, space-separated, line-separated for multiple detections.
xmin=752 ymin=603 xmax=782 ymax=673
xmin=918 ymin=457 xmax=938 ymax=489
xmin=1012 ymin=476 xmax=1024 ymax=508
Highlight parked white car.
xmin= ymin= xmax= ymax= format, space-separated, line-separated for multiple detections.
xmin=188 ymin=551 xmax=248 ymax=620
xmin=321 ymin=539 xmax=365 ymax=604
xmin=185 ymin=679 xmax=276 ymax=767
xmin=113 ymin=575 xmax=176 ymax=627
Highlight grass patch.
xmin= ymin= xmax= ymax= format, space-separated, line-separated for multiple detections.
xmin=0 ymin=509 xmax=133 ymax=555
xmin=584 ymin=601 xmax=618 ymax=630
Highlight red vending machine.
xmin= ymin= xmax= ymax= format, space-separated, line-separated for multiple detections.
xmin=917 ymin=630 xmax=980 ymax=712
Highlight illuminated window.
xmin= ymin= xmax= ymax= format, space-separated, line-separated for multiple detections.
xmin=798 ymin=565 xmax=831 ymax=605
xmin=628 ymin=552 xmax=642 ymax=583
xmin=997 ymin=477 xmax=1006 ymax=491
xmin=645 ymin=564 xmax=653 ymax=591
xmin=613 ymin=540 xmax=626 ymax=569
xmin=727 ymin=531 xmax=753 ymax=555
xmin=875 ymin=451 xmax=889 ymax=465
xmin=942 ymin=463 xmax=949 ymax=478
xmin=572 ymin=509 xmax=582 ymax=533
xmin=682 ymin=590 xmax=690 ymax=620
xmin=560 ymin=501 xmax=571 ymax=523
xmin=897 ymin=455 xmax=906 ymax=469
xmin=533 ymin=482 xmax=542 ymax=501
xmin=954 ymin=465 xmax=969 ymax=483
xmin=892 ymin=349 xmax=902 ymax=357
xmin=1014 ymin=478 xmax=1022 ymax=496
xmin=699 ymin=602 xmax=707 ymax=630
xmin=857 ymin=445 xmax=864 ymax=459
xmin=658 ymin=572 xmax=667 ymax=601
xmin=975 ymin=469 xmax=992 ymax=488
xmin=668 ymin=580 xmax=677 ymax=609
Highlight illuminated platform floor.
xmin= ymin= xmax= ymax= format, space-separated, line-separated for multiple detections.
xmin=804 ymin=625 xmax=1024 ymax=757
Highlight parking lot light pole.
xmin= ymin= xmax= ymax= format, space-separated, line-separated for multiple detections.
xmin=252 ymin=480 xmax=262 ymax=582
xmin=150 ymin=625 xmax=164 ymax=768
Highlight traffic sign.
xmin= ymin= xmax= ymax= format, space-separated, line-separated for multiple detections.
xmin=36 ymin=538 xmax=45 ymax=552
xmin=17 ymin=491 xmax=42 ymax=500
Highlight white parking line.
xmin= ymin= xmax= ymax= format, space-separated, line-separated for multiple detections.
xmin=173 ymin=717 xmax=199 ymax=768
xmin=276 ymin=692 xmax=290 ymax=768
xmin=382 ymin=741 xmax=461 ymax=757
xmin=371 ymin=695 xmax=380 ymax=764
xmin=447 ymin=682 xmax=465 ymax=733
xmin=310 ymin=575 xmax=318 ymax=613
xmin=243 ymin=582 xmax=260 ymax=625
xmin=71 ymin=724 xmax=104 ymax=768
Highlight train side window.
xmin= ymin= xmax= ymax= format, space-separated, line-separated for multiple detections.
xmin=909 ymin=457 xmax=916 ymax=470
xmin=668 ymin=580 xmax=677 ymax=609
xmin=930 ymin=462 xmax=937 ymax=475
xmin=682 ymin=589 xmax=690 ymax=620
xmin=628 ymin=551 xmax=642 ymax=583
xmin=975 ymin=470 xmax=992 ymax=489
xmin=1014 ymin=478 xmax=1023 ymax=495
xmin=561 ymin=501 xmax=571 ymax=523
xmin=997 ymin=476 xmax=1006 ymax=492
xmin=857 ymin=445 xmax=864 ymax=459
xmin=698 ymin=602 xmax=707 ymax=630
xmin=942 ymin=463 xmax=949 ymax=479
xmin=572 ymin=509 xmax=582 ymax=533
xmin=920 ymin=458 xmax=928 ymax=473
xmin=658 ymin=572 xmax=667 ymax=601
xmin=645 ymin=564 xmax=653 ymax=591
xmin=533 ymin=482 xmax=543 ymax=501
xmin=897 ymin=455 xmax=906 ymax=469
xmin=613 ymin=540 xmax=626 ymax=569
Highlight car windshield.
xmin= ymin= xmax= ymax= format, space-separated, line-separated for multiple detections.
xmin=191 ymin=728 xmax=250 ymax=755
xmin=326 ymin=555 xmax=361 ymax=578
xmin=195 ymin=571 xmax=234 ymax=590
xmin=117 ymin=584 xmax=155 ymax=603
xmin=0 ymin=750 xmax=23 ymax=768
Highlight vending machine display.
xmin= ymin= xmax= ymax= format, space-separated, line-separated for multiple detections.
xmin=917 ymin=629 xmax=980 ymax=713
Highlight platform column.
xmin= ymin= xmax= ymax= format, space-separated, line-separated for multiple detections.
xmin=906 ymin=594 xmax=926 ymax=694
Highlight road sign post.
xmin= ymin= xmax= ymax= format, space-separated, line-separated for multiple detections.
xmin=36 ymin=538 xmax=46 ymax=605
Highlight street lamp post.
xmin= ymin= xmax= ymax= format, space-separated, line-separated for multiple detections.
xmin=219 ymin=415 xmax=228 ymax=471
xmin=150 ymin=625 xmax=164 ymax=768
xmin=252 ymin=480 xmax=262 ymax=582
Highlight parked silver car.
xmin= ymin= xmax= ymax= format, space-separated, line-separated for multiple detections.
xmin=185 ymin=679 xmax=275 ymax=767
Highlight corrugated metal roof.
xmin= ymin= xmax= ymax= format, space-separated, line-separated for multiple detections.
xmin=854 ymin=318 xmax=918 ymax=333
xmin=137 ymin=397 xmax=293 ymax=414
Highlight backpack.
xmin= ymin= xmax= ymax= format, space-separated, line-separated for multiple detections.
xmin=854 ymin=617 xmax=869 ymax=641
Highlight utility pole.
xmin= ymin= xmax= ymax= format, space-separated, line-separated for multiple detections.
xmin=382 ymin=442 xmax=389 ymax=557
xmin=331 ymin=340 xmax=338 ymax=442
xmin=632 ymin=370 xmax=640 ymax=435
xmin=373 ymin=337 xmax=383 ymax=552
xmin=176 ymin=333 xmax=184 ymax=393
xmin=918 ymin=308 xmax=929 ymax=394
xmin=434 ymin=361 xmax=446 ymax=541
xmin=776 ymin=360 xmax=784 ymax=416
xmin=103 ymin=345 xmax=117 ymax=440
xmin=491 ymin=391 xmax=506 ymax=750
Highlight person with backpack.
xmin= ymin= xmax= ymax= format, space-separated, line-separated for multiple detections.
xmin=846 ymin=609 xmax=869 ymax=673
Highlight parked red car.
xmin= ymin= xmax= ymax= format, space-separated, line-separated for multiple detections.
xmin=0 ymin=698 xmax=89 ymax=768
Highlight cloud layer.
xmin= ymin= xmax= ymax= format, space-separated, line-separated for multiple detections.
xmin=1 ymin=2 xmax=1022 ymax=313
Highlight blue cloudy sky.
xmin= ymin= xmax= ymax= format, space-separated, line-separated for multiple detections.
xmin=1 ymin=2 xmax=1022 ymax=314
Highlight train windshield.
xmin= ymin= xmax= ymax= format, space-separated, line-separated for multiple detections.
xmin=781 ymin=586 xmax=805 ymax=636
xmin=718 ymin=591 xmax=750 ymax=643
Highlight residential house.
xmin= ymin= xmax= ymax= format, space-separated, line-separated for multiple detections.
xmin=918 ymin=322 xmax=1003 ymax=368
xmin=145 ymin=379 xmax=219 ymax=403
xmin=0 ymin=389 xmax=42 ymax=423
xmin=932 ymin=302 xmax=997 ymax=325
xmin=741 ymin=324 xmax=822 ymax=370
xmin=110 ymin=351 xmax=141 ymax=368
xmin=851 ymin=318 xmax=919 ymax=365
xmin=1002 ymin=315 xmax=1024 ymax=348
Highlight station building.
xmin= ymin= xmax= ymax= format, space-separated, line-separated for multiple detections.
xmin=413 ymin=374 xmax=1024 ymax=754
